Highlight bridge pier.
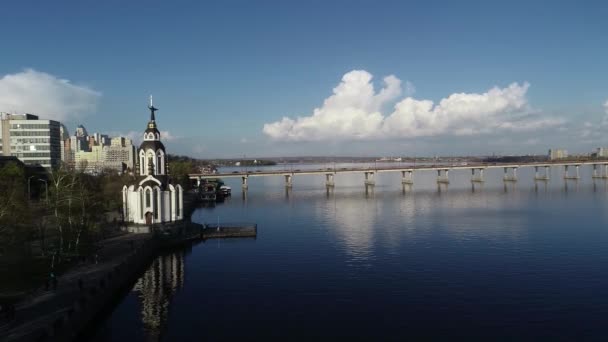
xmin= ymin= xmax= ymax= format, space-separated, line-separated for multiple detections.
xmin=564 ymin=165 xmax=580 ymax=180
xmin=437 ymin=169 xmax=449 ymax=184
xmin=503 ymin=167 xmax=518 ymax=182
xmin=471 ymin=168 xmax=484 ymax=182
xmin=534 ymin=166 xmax=550 ymax=181
xmin=284 ymin=174 xmax=293 ymax=188
xmin=241 ymin=176 xmax=249 ymax=189
xmin=401 ymin=170 xmax=413 ymax=185
xmin=592 ymin=164 xmax=608 ymax=179
xmin=325 ymin=173 xmax=335 ymax=187
xmin=196 ymin=176 xmax=202 ymax=187
xmin=364 ymin=171 xmax=375 ymax=186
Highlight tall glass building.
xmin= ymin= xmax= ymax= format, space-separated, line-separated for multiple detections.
xmin=0 ymin=113 xmax=62 ymax=169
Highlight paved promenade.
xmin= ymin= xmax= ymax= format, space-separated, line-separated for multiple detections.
xmin=0 ymin=232 xmax=153 ymax=342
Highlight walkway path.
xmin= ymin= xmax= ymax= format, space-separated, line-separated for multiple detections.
xmin=0 ymin=232 xmax=152 ymax=341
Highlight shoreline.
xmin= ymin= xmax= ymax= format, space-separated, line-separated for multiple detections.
xmin=0 ymin=194 xmax=202 ymax=342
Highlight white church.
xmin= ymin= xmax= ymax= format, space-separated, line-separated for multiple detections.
xmin=122 ymin=98 xmax=184 ymax=225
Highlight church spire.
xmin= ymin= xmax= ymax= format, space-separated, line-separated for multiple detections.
xmin=148 ymin=95 xmax=158 ymax=122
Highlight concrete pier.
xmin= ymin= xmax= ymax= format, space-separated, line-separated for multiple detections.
xmin=364 ymin=171 xmax=375 ymax=186
xmin=284 ymin=174 xmax=293 ymax=188
xmin=325 ymin=173 xmax=335 ymax=187
xmin=471 ymin=168 xmax=484 ymax=183
xmin=437 ymin=169 xmax=449 ymax=184
xmin=592 ymin=164 xmax=608 ymax=179
xmin=534 ymin=166 xmax=550 ymax=181
xmin=503 ymin=167 xmax=518 ymax=182
xmin=401 ymin=170 xmax=414 ymax=185
xmin=564 ymin=165 xmax=580 ymax=180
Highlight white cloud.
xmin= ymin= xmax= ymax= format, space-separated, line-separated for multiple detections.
xmin=160 ymin=130 xmax=177 ymax=141
xmin=0 ymin=69 xmax=100 ymax=122
xmin=263 ymin=70 xmax=562 ymax=141
xmin=263 ymin=70 xmax=401 ymax=141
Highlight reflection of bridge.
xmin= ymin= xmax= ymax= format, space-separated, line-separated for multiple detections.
xmin=189 ymin=161 xmax=608 ymax=189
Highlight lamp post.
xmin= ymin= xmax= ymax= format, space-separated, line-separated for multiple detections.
xmin=38 ymin=179 xmax=48 ymax=205
xmin=27 ymin=175 xmax=36 ymax=200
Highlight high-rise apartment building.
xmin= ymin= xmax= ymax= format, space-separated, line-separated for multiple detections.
xmin=0 ymin=113 xmax=62 ymax=169
xmin=548 ymin=149 xmax=568 ymax=160
xmin=105 ymin=137 xmax=135 ymax=171
xmin=74 ymin=136 xmax=135 ymax=173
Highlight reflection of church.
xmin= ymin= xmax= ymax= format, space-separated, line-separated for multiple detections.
xmin=122 ymin=97 xmax=183 ymax=225
xmin=132 ymin=251 xmax=185 ymax=341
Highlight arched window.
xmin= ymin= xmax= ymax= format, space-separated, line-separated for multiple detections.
xmin=157 ymin=153 xmax=162 ymax=175
xmin=139 ymin=188 xmax=144 ymax=219
xmin=148 ymin=156 xmax=154 ymax=175
xmin=175 ymin=186 xmax=180 ymax=216
xmin=146 ymin=189 xmax=151 ymax=207
xmin=153 ymin=189 xmax=158 ymax=219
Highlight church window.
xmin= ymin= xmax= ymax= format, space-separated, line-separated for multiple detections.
xmin=176 ymin=187 xmax=180 ymax=215
xmin=153 ymin=189 xmax=158 ymax=219
xmin=146 ymin=189 xmax=151 ymax=207
xmin=139 ymin=190 xmax=144 ymax=219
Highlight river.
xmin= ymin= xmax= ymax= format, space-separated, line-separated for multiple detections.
xmin=89 ymin=163 xmax=608 ymax=340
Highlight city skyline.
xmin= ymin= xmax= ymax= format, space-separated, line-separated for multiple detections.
xmin=1 ymin=1 xmax=607 ymax=157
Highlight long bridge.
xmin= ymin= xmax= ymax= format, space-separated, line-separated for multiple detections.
xmin=189 ymin=161 xmax=608 ymax=189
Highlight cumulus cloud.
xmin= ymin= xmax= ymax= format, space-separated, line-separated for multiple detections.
xmin=263 ymin=70 xmax=561 ymax=141
xmin=0 ymin=69 xmax=100 ymax=122
xmin=264 ymin=70 xmax=401 ymax=141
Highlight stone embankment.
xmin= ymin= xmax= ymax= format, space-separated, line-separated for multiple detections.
xmin=0 ymin=193 xmax=255 ymax=341
xmin=0 ymin=233 xmax=157 ymax=341
xmin=0 ymin=220 xmax=257 ymax=341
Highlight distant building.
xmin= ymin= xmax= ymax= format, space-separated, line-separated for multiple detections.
xmin=92 ymin=132 xmax=110 ymax=146
xmin=0 ymin=113 xmax=62 ymax=169
xmin=75 ymin=144 xmax=106 ymax=172
xmin=75 ymin=124 xmax=88 ymax=138
xmin=105 ymin=137 xmax=135 ymax=172
xmin=548 ymin=149 xmax=568 ymax=160
xmin=596 ymin=148 xmax=608 ymax=158
xmin=59 ymin=123 xmax=70 ymax=164
xmin=74 ymin=136 xmax=135 ymax=173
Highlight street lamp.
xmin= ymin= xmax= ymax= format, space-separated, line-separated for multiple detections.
xmin=38 ymin=179 xmax=48 ymax=204
xmin=27 ymin=175 xmax=36 ymax=200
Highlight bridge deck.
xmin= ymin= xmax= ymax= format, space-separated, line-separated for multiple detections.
xmin=189 ymin=161 xmax=608 ymax=179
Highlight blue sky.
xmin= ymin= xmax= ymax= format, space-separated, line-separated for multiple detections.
xmin=1 ymin=0 xmax=608 ymax=157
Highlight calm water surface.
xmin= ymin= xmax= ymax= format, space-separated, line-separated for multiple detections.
xmin=91 ymin=164 xmax=608 ymax=341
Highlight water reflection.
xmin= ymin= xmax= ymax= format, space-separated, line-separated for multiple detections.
xmin=564 ymin=179 xmax=579 ymax=193
xmin=132 ymin=251 xmax=185 ymax=341
xmin=436 ymin=182 xmax=448 ymax=194
xmin=593 ymin=179 xmax=608 ymax=192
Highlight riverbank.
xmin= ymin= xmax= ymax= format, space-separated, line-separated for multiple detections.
xmin=0 ymin=232 xmax=156 ymax=341
xmin=0 ymin=190 xmax=215 ymax=341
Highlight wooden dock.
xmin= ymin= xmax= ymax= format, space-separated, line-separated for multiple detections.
xmin=200 ymin=224 xmax=257 ymax=239
xmin=155 ymin=222 xmax=257 ymax=248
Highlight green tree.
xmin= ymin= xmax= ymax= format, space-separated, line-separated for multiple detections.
xmin=0 ymin=162 xmax=28 ymax=252
xmin=169 ymin=160 xmax=196 ymax=190
xmin=47 ymin=168 xmax=104 ymax=256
